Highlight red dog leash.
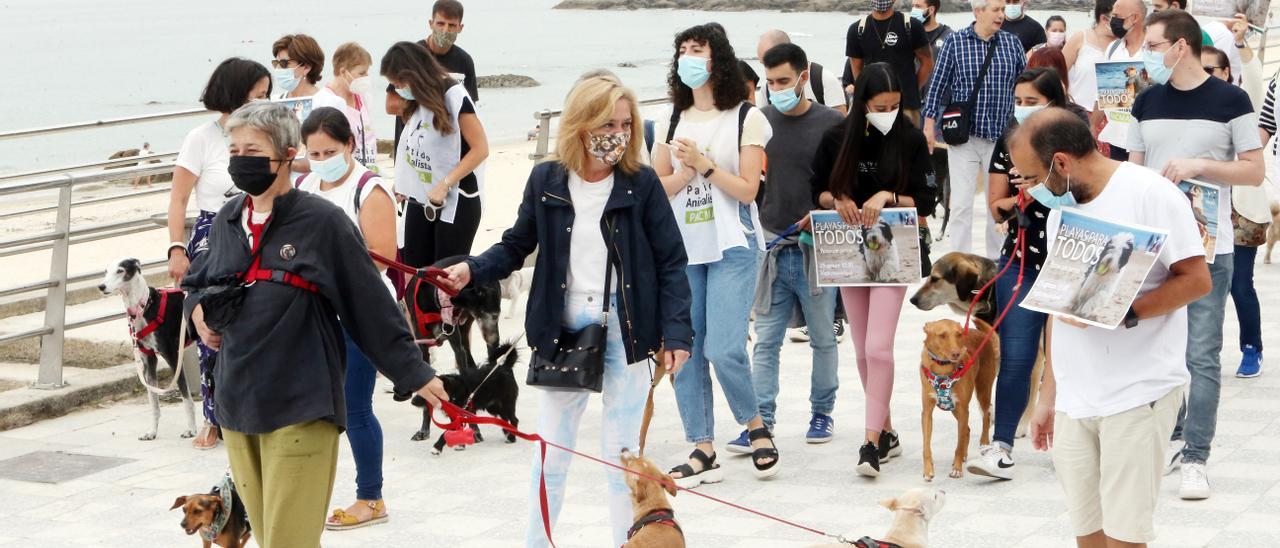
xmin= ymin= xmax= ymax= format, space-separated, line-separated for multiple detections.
xmin=368 ymin=250 xmax=459 ymax=298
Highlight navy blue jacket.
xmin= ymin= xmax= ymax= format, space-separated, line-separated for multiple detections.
xmin=467 ymin=161 xmax=693 ymax=363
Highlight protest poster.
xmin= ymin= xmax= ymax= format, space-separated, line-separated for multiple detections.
xmin=1192 ymin=0 xmax=1272 ymax=27
xmin=810 ymin=208 xmax=922 ymax=287
xmin=1178 ymin=179 xmax=1220 ymax=264
xmin=1095 ymin=61 xmax=1151 ymax=111
xmin=1021 ymin=208 xmax=1169 ymax=329
xmin=273 ymin=96 xmax=314 ymax=123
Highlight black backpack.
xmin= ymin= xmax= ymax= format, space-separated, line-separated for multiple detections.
xmin=666 ymin=102 xmax=752 ymax=146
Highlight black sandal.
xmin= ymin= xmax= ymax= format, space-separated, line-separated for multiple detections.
xmin=669 ymin=448 xmax=723 ymax=489
xmin=748 ymin=427 xmax=780 ymax=479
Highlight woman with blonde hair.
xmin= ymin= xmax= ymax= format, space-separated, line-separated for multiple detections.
xmin=312 ymin=43 xmax=378 ymax=168
xmin=439 ymin=76 xmax=693 ymax=547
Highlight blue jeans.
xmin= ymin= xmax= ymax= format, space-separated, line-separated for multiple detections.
xmin=751 ymin=245 xmax=838 ymax=429
xmin=1231 ymin=245 xmax=1263 ymax=351
xmin=526 ymin=294 xmax=647 ymax=547
xmin=992 ymin=256 xmax=1047 ymax=450
xmin=342 ymin=327 xmax=383 ymax=501
xmin=674 ymin=243 xmax=763 ymax=442
xmin=1173 ymin=254 xmax=1233 ymax=464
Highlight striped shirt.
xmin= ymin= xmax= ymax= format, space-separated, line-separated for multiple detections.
xmin=1260 ymin=77 xmax=1277 ymax=154
xmin=922 ymin=25 xmax=1026 ymax=142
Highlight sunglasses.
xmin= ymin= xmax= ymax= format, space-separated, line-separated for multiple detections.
xmin=1203 ymin=65 xmax=1222 ymax=74
xmin=271 ymin=59 xmax=296 ymax=69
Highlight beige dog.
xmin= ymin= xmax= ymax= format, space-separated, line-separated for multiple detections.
xmin=620 ymin=449 xmax=685 ymax=548
xmin=1266 ymin=201 xmax=1279 ymax=264
xmin=920 ymin=319 xmax=999 ymax=481
xmin=811 ymin=488 xmax=947 ymax=548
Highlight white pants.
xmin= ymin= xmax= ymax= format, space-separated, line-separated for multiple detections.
xmin=946 ymin=137 xmax=1003 ymax=258
xmin=526 ymin=293 xmax=650 ymax=547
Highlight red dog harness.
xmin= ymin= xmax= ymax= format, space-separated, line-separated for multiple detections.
xmin=129 ymin=289 xmax=189 ymax=357
xmin=242 ymin=200 xmax=318 ymax=294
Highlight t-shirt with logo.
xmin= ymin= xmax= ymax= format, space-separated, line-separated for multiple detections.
xmin=846 ymin=12 xmax=929 ymax=109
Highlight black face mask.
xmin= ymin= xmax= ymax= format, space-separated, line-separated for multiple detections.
xmin=228 ymin=155 xmax=282 ymax=196
xmin=1110 ymin=15 xmax=1129 ymax=39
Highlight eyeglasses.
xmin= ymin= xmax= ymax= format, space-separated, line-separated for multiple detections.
xmin=1140 ymin=40 xmax=1172 ymax=54
xmin=271 ymin=58 xmax=296 ymax=69
xmin=1204 ymin=65 xmax=1222 ymax=74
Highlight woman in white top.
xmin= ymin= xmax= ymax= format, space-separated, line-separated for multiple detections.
xmin=382 ymin=41 xmax=489 ymax=270
xmin=294 ymin=107 xmax=399 ymax=531
xmin=652 ymin=24 xmax=777 ymax=486
xmin=166 ymin=57 xmax=271 ymax=450
xmin=270 ymin=34 xmax=323 ymax=99
xmin=1062 ymin=0 xmax=1117 ymax=114
xmin=311 ymin=43 xmax=378 ymax=169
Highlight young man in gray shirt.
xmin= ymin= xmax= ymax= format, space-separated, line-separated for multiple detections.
xmin=736 ymin=43 xmax=846 ymax=452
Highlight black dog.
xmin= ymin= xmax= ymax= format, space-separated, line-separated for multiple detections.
xmin=395 ymin=342 xmax=521 ymax=453
xmin=406 ymin=255 xmax=502 ymax=370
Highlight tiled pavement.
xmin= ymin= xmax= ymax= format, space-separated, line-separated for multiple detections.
xmin=1 ymin=213 xmax=1278 ymax=547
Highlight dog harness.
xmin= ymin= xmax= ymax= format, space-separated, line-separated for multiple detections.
xmin=626 ymin=508 xmax=682 ymax=543
xmin=128 ymin=289 xmax=189 ymax=357
xmin=922 ymin=350 xmax=969 ymax=412
xmin=201 ymin=473 xmax=237 ymax=543
xmin=241 ymin=200 xmax=319 ymax=294
xmin=408 ymin=274 xmax=456 ymax=339
xmin=852 ymin=537 xmax=903 ymax=548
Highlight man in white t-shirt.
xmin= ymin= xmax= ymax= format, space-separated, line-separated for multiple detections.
xmin=1014 ymin=109 xmax=1211 ymax=546
xmin=756 ymin=30 xmax=848 ymax=114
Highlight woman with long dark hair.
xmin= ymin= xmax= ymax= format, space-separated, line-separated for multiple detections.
xmin=651 ymin=24 xmax=776 ymax=486
xmin=382 ymin=41 xmax=488 ymax=269
xmin=810 ymin=62 xmax=935 ymax=478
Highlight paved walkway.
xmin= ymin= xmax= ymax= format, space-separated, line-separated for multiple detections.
xmin=1 ymin=206 xmax=1278 ymax=547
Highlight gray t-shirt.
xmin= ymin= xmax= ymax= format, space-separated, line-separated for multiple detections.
xmin=760 ymin=102 xmax=846 ymax=235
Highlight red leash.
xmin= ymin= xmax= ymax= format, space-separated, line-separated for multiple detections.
xmin=368 ymin=250 xmax=459 ymax=297
xmin=426 ymin=401 xmax=857 ymax=546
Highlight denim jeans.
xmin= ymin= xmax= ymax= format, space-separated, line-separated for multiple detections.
xmin=1173 ymin=254 xmax=1233 ymax=464
xmin=674 ymin=243 xmax=763 ymax=443
xmin=526 ymin=294 xmax=648 ymax=548
xmin=992 ymin=256 xmax=1046 ymax=450
xmin=342 ymin=327 xmax=383 ymax=501
xmin=751 ymin=245 xmax=839 ymax=429
xmin=1231 ymin=245 xmax=1263 ymax=351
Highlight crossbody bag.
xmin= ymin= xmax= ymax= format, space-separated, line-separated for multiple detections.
xmin=941 ymin=35 xmax=998 ymax=146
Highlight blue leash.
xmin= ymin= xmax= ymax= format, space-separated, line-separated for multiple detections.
xmin=766 ymin=222 xmax=801 ymax=250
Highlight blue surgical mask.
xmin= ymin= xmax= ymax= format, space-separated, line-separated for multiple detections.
xmin=395 ymin=86 xmax=415 ymax=101
xmin=1013 ymin=104 xmax=1047 ymax=125
xmin=1004 ymin=3 xmax=1023 ymax=19
xmin=769 ymin=86 xmax=802 ymax=113
xmin=1143 ymin=48 xmax=1179 ymax=85
xmin=910 ymin=7 xmax=927 ymax=22
xmin=677 ymin=55 xmax=711 ymax=90
xmin=311 ymin=153 xmax=350 ymax=183
xmin=272 ymin=68 xmax=299 ymax=93
xmin=1028 ymin=166 xmax=1077 ymax=210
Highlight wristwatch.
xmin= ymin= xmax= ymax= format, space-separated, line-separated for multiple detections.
xmin=1123 ymin=307 xmax=1140 ymax=329
xmin=701 ymin=163 xmax=716 ymax=179
xmin=1236 ymin=42 xmax=1248 ymax=49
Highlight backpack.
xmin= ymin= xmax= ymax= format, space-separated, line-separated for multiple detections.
xmin=665 ymin=102 xmax=752 ymax=148
xmin=857 ymin=12 xmax=913 ymax=49
xmin=1106 ymin=39 xmax=1125 ymax=59
xmin=762 ymin=62 xmax=826 ymax=106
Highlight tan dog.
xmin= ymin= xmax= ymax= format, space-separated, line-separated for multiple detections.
xmin=811 ymin=488 xmax=947 ymax=548
xmin=1266 ymin=201 xmax=1279 ymax=264
xmin=920 ymin=319 xmax=999 ymax=481
xmin=620 ymin=448 xmax=685 ymax=548
xmin=171 ymin=492 xmax=251 ymax=548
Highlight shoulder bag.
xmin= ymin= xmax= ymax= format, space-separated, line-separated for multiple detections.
xmin=941 ymin=34 xmax=998 ymax=146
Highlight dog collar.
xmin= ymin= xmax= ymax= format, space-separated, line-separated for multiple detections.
xmin=926 ymin=349 xmax=959 ymax=367
xmin=854 ymin=537 xmax=904 ymax=548
xmin=201 ymin=474 xmax=236 ymax=543
xmin=626 ymin=508 xmax=681 ymax=541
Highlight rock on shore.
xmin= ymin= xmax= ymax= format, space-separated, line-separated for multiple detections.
xmin=553 ymin=0 xmax=1092 ymax=11
xmin=477 ymin=74 xmax=540 ymax=88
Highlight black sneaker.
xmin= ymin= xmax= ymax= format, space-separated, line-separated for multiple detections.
xmin=877 ymin=430 xmax=902 ymax=463
xmin=833 ymin=320 xmax=846 ymax=343
xmin=857 ymin=441 xmax=881 ymax=477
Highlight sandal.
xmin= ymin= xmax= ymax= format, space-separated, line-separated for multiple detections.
xmin=324 ymin=500 xmax=389 ymax=531
xmin=192 ymin=424 xmax=219 ymax=450
xmin=748 ymin=427 xmax=780 ymax=479
xmin=668 ymin=448 xmax=723 ymax=489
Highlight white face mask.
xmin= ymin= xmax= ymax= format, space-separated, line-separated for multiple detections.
xmin=867 ymin=109 xmax=899 ymax=135
xmin=349 ymin=75 xmax=371 ymax=95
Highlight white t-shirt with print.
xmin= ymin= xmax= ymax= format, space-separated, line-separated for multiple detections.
xmin=1046 ymin=162 xmax=1203 ymax=419
xmin=394 ymin=84 xmax=479 ymax=224
xmin=566 ymin=171 xmax=615 ymax=297
xmin=297 ymin=163 xmax=396 ymax=298
xmin=176 ymin=120 xmax=235 ymax=212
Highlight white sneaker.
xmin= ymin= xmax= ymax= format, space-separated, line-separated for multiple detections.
xmin=1164 ymin=440 xmax=1184 ymax=476
xmin=966 ymin=444 xmax=1014 ymax=480
xmin=788 ymin=327 xmax=810 ymax=343
xmin=1179 ymin=462 xmax=1211 ymax=500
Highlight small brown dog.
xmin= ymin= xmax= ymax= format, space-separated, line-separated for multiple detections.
xmin=620 ymin=448 xmax=685 ymax=548
xmin=920 ymin=319 xmax=999 ymax=481
xmin=171 ymin=486 xmax=251 ymax=548
xmin=811 ymin=488 xmax=947 ymax=548
xmin=1265 ymin=201 xmax=1279 ymax=264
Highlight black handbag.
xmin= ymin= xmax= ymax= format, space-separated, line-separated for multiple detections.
xmin=198 ymin=213 xmax=275 ymax=332
xmin=525 ymin=219 xmax=618 ymax=392
xmin=941 ymin=36 xmax=998 ymax=146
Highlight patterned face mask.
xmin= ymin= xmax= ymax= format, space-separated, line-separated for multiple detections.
xmin=588 ymin=131 xmax=629 ymax=166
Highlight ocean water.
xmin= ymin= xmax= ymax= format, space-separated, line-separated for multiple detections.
xmin=0 ymin=0 xmax=1090 ymax=175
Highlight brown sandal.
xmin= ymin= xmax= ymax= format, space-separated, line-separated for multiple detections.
xmin=325 ymin=500 xmax=389 ymax=531
xmin=192 ymin=424 xmax=219 ymax=450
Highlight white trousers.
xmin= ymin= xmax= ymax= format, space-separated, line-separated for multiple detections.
xmin=946 ymin=137 xmax=1003 ymax=258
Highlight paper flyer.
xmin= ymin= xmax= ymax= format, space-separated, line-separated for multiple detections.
xmin=273 ymin=96 xmax=314 ymax=124
xmin=1192 ymin=0 xmax=1271 ymax=27
xmin=1178 ymin=179 xmax=1221 ymax=264
xmin=1021 ymin=208 xmax=1169 ymax=329
xmin=810 ymin=208 xmax=922 ymax=287
xmin=1095 ymin=61 xmax=1153 ymax=147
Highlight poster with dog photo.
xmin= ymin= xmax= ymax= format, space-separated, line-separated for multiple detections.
xmin=1021 ymin=208 xmax=1169 ymax=329
xmin=810 ymin=208 xmax=922 ymax=287
xmin=1095 ymin=61 xmax=1152 ymax=145
xmin=1178 ymin=179 xmax=1220 ymax=264
xmin=272 ymin=96 xmax=314 ymax=123
xmin=1193 ymin=0 xmax=1272 ymax=27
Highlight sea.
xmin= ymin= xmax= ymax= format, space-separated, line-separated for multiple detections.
xmin=0 ymin=0 xmax=1092 ymax=176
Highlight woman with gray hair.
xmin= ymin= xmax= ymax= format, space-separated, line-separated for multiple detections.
xmin=181 ymin=101 xmax=447 ymax=547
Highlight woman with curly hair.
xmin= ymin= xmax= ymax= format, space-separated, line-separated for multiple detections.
xmin=652 ymin=23 xmax=776 ymax=487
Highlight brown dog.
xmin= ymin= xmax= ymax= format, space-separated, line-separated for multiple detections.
xmin=171 ymin=491 xmax=251 ymax=548
xmin=620 ymin=448 xmax=685 ymax=548
xmin=920 ymin=319 xmax=999 ymax=481
xmin=1265 ymin=200 xmax=1279 ymax=264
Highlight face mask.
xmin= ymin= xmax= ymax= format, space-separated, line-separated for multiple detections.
xmin=432 ymin=29 xmax=459 ymax=50
xmin=1047 ymin=31 xmax=1066 ymax=47
xmin=1013 ymin=103 xmax=1047 ymax=124
xmin=910 ymin=7 xmax=927 ymax=22
xmin=1143 ymin=47 xmax=1179 ymax=85
xmin=1110 ymin=16 xmax=1129 ymax=39
xmin=272 ymin=67 xmax=299 ymax=93
xmin=311 ymin=153 xmax=350 ymax=183
xmin=228 ymin=155 xmax=283 ymax=196
xmin=1004 ymin=3 xmax=1023 ymax=19
xmin=1028 ymin=165 xmax=1077 ymax=210
xmin=677 ymin=55 xmax=711 ymax=90
xmin=588 ymin=132 xmax=629 ymax=166
xmin=867 ymin=109 xmax=898 ymax=135
xmin=769 ymin=86 xmax=802 ymax=113
xmin=872 ymin=0 xmax=894 ymax=12
xmin=349 ymin=75 xmax=371 ymax=95
xmin=395 ymin=86 xmax=415 ymax=101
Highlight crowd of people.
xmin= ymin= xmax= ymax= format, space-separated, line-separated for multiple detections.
xmin=163 ymin=0 xmax=1274 ymax=546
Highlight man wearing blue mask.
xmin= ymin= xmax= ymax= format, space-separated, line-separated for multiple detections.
xmin=1016 ymin=108 xmax=1210 ymax=548
xmin=1001 ymin=0 xmax=1047 ymax=52
xmin=746 ymin=43 xmax=846 ymax=449
xmin=847 ymin=0 xmax=932 ymax=122
xmin=757 ymin=30 xmax=848 ymax=114
xmin=1128 ymin=8 xmax=1265 ymax=502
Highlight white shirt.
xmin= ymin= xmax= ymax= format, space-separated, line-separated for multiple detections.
xmin=566 ymin=171 xmax=615 ymax=297
xmin=297 ymin=163 xmax=396 ymax=298
xmin=394 ymin=84 xmax=481 ymax=223
xmin=1047 ymin=162 xmax=1203 ymax=419
xmin=176 ymin=120 xmax=234 ymax=212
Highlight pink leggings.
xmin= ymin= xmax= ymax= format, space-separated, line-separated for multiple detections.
xmin=840 ymin=286 xmax=907 ymax=434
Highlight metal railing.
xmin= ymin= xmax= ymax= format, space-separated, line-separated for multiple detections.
xmin=0 ymin=108 xmax=205 ymax=141
xmin=529 ymin=97 xmax=672 ymax=163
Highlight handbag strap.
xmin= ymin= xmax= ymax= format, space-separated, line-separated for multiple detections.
xmin=966 ymin=33 xmax=999 ymax=107
xmin=600 ymin=215 xmax=618 ymax=324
